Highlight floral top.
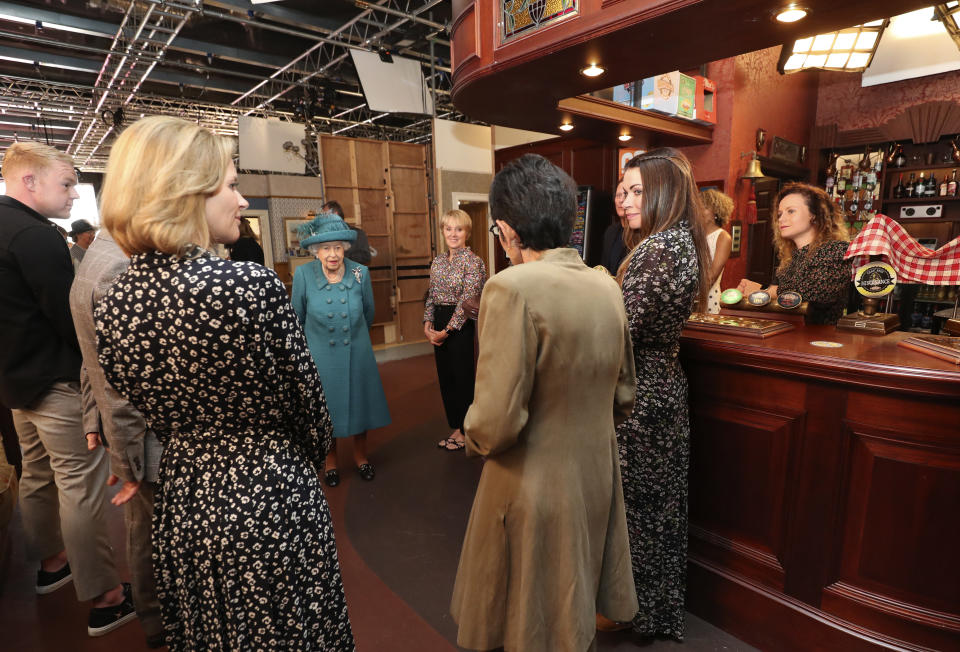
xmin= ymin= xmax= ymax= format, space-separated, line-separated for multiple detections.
xmin=423 ymin=246 xmax=486 ymax=331
xmin=775 ymin=239 xmax=851 ymax=325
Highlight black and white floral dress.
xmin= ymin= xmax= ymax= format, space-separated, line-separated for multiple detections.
xmin=95 ymin=249 xmax=355 ymax=651
xmin=616 ymin=223 xmax=699 ymax=641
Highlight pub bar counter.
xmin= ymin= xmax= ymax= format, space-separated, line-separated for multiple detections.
xmin=680 ymin=325 xmax=959 ymax=651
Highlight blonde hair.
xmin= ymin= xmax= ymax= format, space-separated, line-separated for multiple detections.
xmin=700 ymin=189 xmax=734 ymax=227
xmin=440 ymin=209 xmax=472 ymax=248
xmin=100 ymin=116 xmax=234 ymax=256
xmin=1 ymin=141 xmax=74 ymax=180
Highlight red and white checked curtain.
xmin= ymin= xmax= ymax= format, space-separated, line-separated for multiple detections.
xmin=845 ymin=214 xmax=960 ymax=285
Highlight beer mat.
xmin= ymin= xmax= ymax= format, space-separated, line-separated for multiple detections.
xmin=684 ymin=313 xmax=795 ymax=338
xmin=898 ymin=335 xmax=960 ymax=365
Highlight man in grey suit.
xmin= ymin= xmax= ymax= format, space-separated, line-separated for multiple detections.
xmin=69 ymin=227 xmax=164 ymax=648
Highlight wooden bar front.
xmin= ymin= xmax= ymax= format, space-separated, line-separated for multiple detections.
xmin=679 ymin=327 xmax=959 ymax=651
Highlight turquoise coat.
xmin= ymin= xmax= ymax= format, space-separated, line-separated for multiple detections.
xmin=292 ymin=259 xmax=391 ymax=438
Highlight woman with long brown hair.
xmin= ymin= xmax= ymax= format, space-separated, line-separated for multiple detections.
xmin=614 ymin=147 xmax=710 ymax=641
xmin=738 ymin=182 xmax=850 ymax=324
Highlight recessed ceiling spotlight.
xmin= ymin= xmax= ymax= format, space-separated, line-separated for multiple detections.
xmin=775 ymin=5 xmax=808 ymax=22
xmin=618 ymin=133 xmax=632 ymax=142
xmin=580 ymin=62 xmax=605 ymax=77
xmin=559 ymin=123 xmax=574 ymax=132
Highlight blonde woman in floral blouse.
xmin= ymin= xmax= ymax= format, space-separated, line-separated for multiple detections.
xmin=424 ymin=209 xmax=487 ymax=450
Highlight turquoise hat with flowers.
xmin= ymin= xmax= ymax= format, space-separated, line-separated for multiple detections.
xmin=298 ymin=213 xmax=358 ymax=249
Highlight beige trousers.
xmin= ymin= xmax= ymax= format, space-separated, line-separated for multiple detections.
xmin=13 ymin=381 xmax=119 ymax=601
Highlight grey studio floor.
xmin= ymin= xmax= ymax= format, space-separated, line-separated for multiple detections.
xmin=1 ymin=351 xmax=756 ymax=652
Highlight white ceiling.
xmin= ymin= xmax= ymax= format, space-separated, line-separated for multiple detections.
xmin=862 ymin=6 xmax=960 ymax=87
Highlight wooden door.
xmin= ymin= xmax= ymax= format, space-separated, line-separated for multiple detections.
xmin=388 ymin=142 xmax=432 ymax=343
xmin=459 ymin=201 xmax=490 ymax=275
xmin=745 ymin=177 xmax=780 ymax=286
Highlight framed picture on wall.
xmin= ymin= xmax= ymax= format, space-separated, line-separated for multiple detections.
xmin=771 ymin=137 xmax=802 ymax=164
xmin=283 ymin=216 xmax=312 ymax=258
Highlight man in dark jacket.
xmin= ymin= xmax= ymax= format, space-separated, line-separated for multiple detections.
xmin=0 ymin=142 xmax=134 ymax=637
xmin=322 ymin=200 xmax=373 ymax=265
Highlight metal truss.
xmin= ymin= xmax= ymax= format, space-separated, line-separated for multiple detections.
xmin=0 ymin=75 xmax=469 ymax=170
xmin=1 ymin=1 xmax=470 ymax=171
xmin=227 ymin=0 xmax=450 ymax=115
xmin=68 ymin=1 xmax=195 ymax=166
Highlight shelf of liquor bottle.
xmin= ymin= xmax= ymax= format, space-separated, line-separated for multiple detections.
xmin=881 ymin=196 xmax=960 ymax=204
xmin=886 ymin=162 xmax=960 ymax=174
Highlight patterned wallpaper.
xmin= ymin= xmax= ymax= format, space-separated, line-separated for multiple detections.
xmin=816 ymin=68 xmax=960 ymax=131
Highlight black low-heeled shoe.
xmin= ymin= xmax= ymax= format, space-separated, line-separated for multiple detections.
xmin=357 ymin=463 xmax=375 ymax=482
xmin=324 ymin=469 xmax=340 ymax=487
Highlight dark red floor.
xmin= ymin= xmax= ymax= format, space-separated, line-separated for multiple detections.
xmin=0 ymin=353 xmax=754 ymax=651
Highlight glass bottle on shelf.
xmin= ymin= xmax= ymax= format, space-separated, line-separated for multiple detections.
xmin=940 ymin=174 xmax=949 ymax=197
xmin=921 ymin=306 xmax=933 ymax=331
xmin=949 ymin=169 xmax=958 ymax=197
xmin=893 ymin=173 xmax=905 ymax=198
xmin=915 ymin=172 xmax=926 ymax=197
xmin=825 ymin=170 xmax=835 ymax=195
xmin=836 ymin=173 xmax=846 ymax=194
xmin=926 ymin=171 xmax=937 ymax=197
xmin=906 ymin=172 xmax=916 ymax=197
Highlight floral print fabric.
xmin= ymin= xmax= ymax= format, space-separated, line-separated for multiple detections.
xmin=616 ymin=223 xmax=699 ymax=640
xmin=95 ymin=250 xmax=354 ymax=651
xmin=423 ymin=247 xmax=486 ymax=331
xmin=774 ymin=239 xmax=850 ymax=325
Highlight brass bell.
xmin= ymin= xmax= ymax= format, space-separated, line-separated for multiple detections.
xmin=741 ymin=151 xmax=765 ymax=179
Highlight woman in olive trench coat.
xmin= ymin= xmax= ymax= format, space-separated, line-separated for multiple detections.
xmin=451 ymin=154 xmax=639 ymax=652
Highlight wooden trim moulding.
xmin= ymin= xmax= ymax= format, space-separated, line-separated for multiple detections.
xmin=557 ymin=95 xmax=713 ymax=144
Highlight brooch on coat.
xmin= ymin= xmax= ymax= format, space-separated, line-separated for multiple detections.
xmin=352 ymin=267 xmax=362 ymax=283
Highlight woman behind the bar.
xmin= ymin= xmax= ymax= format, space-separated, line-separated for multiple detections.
xmin=451 ymin=153 xmax=638 ymax=652
xmin=699 ymin=189 xmax=734 ymax=314
xmin=737 ymin=182 xmax=850 ymax=324
xmin=292 ymin=214 xmax=391 ymax=487
xmin=423 ymin=209 xmax=486 ymax=451
xmin=615 ymin=148 xmax=711 ymax=641
xmin=95 ymin=116 xmax=353 ymax=650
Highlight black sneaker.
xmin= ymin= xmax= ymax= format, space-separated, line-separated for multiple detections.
xmin=36 ymin=562 xmax=72 ymax=595
xmin=87 ymin=582 xmax=137 ymax=637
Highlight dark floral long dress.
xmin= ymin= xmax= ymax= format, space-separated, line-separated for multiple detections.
xmin=616 ymin=222 xmax=699 ymax=640
xmin=95 ymin=249 xmax=355 ymax=652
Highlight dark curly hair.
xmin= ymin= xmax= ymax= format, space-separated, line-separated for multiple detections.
xmin=772 ymin=182 xmax=849 ymax=275
xmin=488 ymin=153 xmax=576 ymax=251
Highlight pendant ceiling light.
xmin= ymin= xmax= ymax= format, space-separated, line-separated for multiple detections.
xmin=935 ymin=2 xmax=960 ymax=51
xmin=777 ymin=19 xmax=888 ymax=73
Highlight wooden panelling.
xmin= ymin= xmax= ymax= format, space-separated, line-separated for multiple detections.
xmin=680 ymin=326 xmax=960 ymax=651
xmin=354 ymin=140 xmax=387 ymax=189
xmin=398 ymin=300 xmax=428 ymax=344
xmin=388 ymin=141 xmax=429 ymax=343
xmin=689 ymin=402 xmax=803 ymax=591
xmin=393 ymin=212 xmax=431 ymax=260
xmin=368 ymin=237 xmax=393 ymax=269
xmin=324 ymin=187 xmax=356 ymax=220
xmin=370 ymin=278 xmax=392 ymax=326
xmin=359 ymin=189 xmax=388 ymax=234
xmin=387 ymin=142 xmax=424 ymax=168
xmin=450 ymin=3 xmax=477 ymax=70
xmin=319 ymin=137 xmax=354 ymax=187
xmin=495 ymin=137 xmax=618 ymax=194
xmin=398 ymin=277 xmax=430 ymax=304
xmin=831 ymin=424 xmax=960 ymax=612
